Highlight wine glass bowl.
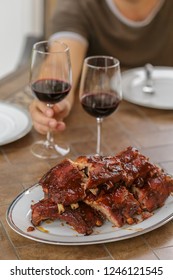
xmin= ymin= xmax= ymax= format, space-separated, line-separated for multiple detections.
xmin=30 ymin=40 xmax=72 ymax=159
xmin=79 ymin=56 xmax=122 ymax=155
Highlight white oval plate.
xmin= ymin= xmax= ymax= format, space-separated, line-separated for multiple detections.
xmin=0 ymin=102 xmax=32 ymax=145
xmin=6 ymin=184 xmax=173 ymax=245
xmin=122 ymin=67 xmax=173 ymax=109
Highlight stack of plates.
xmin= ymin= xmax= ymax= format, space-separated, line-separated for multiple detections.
xmin=122 ymin=67 xmax=173 ymax=109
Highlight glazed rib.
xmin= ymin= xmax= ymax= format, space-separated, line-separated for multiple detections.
xmin=85 ymin=185 xmax=142 ymax=227
xmin=31 ymin=198 xmax=59 ymax=226
xmin=116 ymin=146 xmax=156 ymax=186
xmin=75 ymin=154 xmax=123 ymax=189
xmin=39 ymin=159 xmax=85 ymax=205
xmin=132 ymin=173 xmax=173 ymax=212
xmin=31 ymin=199 xmax=104 ymax=235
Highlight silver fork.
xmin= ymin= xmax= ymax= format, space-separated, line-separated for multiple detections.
xmin=142 ymin=63 xmax=155 ymax=94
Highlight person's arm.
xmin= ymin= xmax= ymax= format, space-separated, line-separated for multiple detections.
xmin=29 ymin=38 xmax=87 ymax=134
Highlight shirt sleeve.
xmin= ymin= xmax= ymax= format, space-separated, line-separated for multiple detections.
xmin=49 ymin=31 xmax=88 ymax=47
xmin=49 ymin=0 xmax=90 ymax=43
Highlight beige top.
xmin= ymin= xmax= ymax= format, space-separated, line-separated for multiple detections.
xmin=50 ymin=0 xmax=173 ymax=69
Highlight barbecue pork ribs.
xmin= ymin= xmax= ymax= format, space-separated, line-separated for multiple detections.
xmin=30 ymin=146 xmax=173 ymax=235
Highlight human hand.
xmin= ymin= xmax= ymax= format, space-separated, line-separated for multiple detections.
xmin=29 ymin=99 xmax=71 ymax=135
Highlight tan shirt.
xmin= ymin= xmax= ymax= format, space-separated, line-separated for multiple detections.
xmin=50 ymin=0 xmax=173 ymax=69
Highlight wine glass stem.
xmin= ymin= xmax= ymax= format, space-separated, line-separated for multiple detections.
xmin=46 ymin=130 xmax=54 ymax=146
xmin=46 ymin=104 xmax=54 ymax=147
xmin=96 ymin=117 xmax=103 ymax=155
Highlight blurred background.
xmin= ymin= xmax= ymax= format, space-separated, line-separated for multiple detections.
xmin=0 ymin=0 xmax=56 ymax=79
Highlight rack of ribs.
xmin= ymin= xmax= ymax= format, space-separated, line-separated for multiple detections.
xmin=30 ymin=146 xmax=173 ymax=235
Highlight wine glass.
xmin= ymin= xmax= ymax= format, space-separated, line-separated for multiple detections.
xmin=30 ymin=40 xmax=72 ymax=159
xmin=79 ymin=55 xmax=122 ymax=155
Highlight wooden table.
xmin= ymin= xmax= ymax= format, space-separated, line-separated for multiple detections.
xmin=0 ymin=67 xmax=173 ymax=260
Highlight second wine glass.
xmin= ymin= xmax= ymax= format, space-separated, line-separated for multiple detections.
xmin=30 ymin=40 xmax=72 ymax=159
xmin=79 ymin=56 xmax=122 ymax=155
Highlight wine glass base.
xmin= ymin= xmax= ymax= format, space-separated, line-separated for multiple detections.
xmin=31 ymin=140 xmax=70 ymax=159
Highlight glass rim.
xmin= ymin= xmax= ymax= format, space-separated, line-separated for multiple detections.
xmin=33 ymin=40 xmax=70 ymax=54
xmin=84 ymin=55 xmax=120 ymax=69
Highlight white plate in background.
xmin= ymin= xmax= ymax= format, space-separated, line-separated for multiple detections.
xmin=0 ymin=102 xmax=32 ymax=145
xmin=122 ymin=67 xmax=173 ymax=109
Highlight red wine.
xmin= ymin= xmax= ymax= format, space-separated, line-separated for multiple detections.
xmin=81 ymin=93 xmax=120 ymax=118
xmin=31 ymin=79 xmax=71 ymax=104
